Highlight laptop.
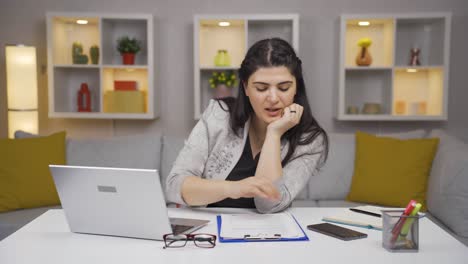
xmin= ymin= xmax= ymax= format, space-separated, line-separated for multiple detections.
xmin=49 ymin=165 xmax=209 ymax=240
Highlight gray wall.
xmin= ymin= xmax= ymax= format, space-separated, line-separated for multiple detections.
xmin=1 ymin=0 xmax=467 ymax=141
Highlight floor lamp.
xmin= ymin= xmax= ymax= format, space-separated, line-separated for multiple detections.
xmin=5 ymin=45 xmax=38 ymax=138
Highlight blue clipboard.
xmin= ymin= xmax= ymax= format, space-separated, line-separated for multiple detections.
xmin=216 ymin=214 xmax=309 ymax=243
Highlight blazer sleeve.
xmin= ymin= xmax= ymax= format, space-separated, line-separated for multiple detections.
xmin=165 ymin=100 xmax=217 ymax=205
xmin=254 ymin=134 xmax=326 ymax=213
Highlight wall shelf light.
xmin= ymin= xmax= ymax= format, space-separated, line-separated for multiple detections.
xmin=358 ymin=21 xmax=370 ymax=26
xmin=5 ymin=45 xmax=38 ymax=138
xmin=218 ymin=21 xmax=230 ymax=27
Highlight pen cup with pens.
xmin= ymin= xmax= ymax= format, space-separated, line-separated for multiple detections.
xmin=382 ymin=210 xmax=421 ymax=252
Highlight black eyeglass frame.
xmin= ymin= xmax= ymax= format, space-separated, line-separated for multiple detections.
xmin=163 ymin=233 xmax=217 ymax=249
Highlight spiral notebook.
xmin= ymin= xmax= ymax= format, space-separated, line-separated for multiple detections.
xmin=322 ymin=206 xmax=384 ymax=230
xmin=217 ymin=212 xmax=308 ymax=243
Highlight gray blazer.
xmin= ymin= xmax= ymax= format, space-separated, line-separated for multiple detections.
xmin=165 ymin=100 xmax=325 ymax=213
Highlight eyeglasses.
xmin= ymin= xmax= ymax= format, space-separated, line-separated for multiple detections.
xmin=163 ymin=233 xmax=217 ymax=249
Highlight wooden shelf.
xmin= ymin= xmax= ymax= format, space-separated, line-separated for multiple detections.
xmin=337 ymin=114 xmax=447 ymax=121
xmin=200 ymin=66 xmax=239 ymax=71
xmin=338 ymin=13 xmax=451 ymax=121
xmin=194 ymin=14 xmax=299 ymax=119
xmin=54 ymin=64 xmax=100 ymax=68
xmin=345 ymin=18 xmax=394 ymax=67
xmin=47 ymin=12 xmax=156 ymax=119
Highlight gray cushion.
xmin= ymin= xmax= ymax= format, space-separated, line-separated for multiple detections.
xmin=0 ymin=206 xmax=61 ymax=240
xmin=67 ymin=134 xmax=161 ymax=170
xmin=14 ymin=130 xmax=40 ymax=139
xmin=427 ymin=130 xmax=468 ymax=239
xmin=307 ymin=133 xmax=356 ymax=200
xmin=291 ymin=200 xmax=319 ymax=207
xmin=161 ymin=135 xmax=186 ymax=191
xmin=307 ymin=130 xmax=427 ymax=200
xmin=15 ymin=130 xmax=162 ymax=170
xmin=426 ymin=213 xmax=468 ymax=247
xmin=317 ymin=200 xmax=366 ymax=208
xmin=295 ymin=187 xmax=308 ymax=200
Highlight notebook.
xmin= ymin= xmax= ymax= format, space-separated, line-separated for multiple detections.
xmin=322 ymin=206 xmax=386 ymax=230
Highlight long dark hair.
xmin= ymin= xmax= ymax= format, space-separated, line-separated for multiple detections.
xmin=218 ymin=38 xmax=328 ymax=167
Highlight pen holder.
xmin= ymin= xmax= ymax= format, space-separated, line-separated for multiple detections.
xmin=382 ymin=210 xmax=419 ymax=252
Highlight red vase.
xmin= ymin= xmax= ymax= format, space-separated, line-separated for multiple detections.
xmin=77 ymin=83 xmax=91 ymax=112
xmin=122 ymin=53 xmax=135 ymax=65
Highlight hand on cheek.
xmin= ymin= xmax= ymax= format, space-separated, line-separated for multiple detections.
xmin=268 ymin=103 xmax=304 ymax=136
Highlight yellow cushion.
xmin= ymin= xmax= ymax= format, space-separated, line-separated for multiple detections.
xmin=0 ymin=131 xmax=66 ymax=212
xmin=346 ymin=131 xmax=439 ymax=210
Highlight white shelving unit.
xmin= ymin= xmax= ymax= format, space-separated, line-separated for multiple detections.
xmin=193 ymin=14 xmax=299 ymax=119
xmin=46 ymin=12 xmax=157 ymax=119
xmin=338 ymin=13 xmax=451 ymax=121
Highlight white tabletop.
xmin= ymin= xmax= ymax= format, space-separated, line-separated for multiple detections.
xmin=0 ymin=207 xmax=466 ymax=264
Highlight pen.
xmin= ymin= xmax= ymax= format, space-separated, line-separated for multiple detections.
xmin=349 ymin=208 xmax=381 ymax=218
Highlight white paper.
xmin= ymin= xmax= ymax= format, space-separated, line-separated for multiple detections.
xmin=220 ymin=212 xmax=303 ymax=239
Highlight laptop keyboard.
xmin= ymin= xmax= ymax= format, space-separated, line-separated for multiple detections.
xmin=171 ymin=224 xmax=192 ymax=235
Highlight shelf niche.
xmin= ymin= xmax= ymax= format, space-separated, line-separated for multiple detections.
xmin=52 ymin=17 xmax=100 ymax=65
xmin=247 ymin=20 xmax=293 ymax=48
xmin=53 ymin=67 xmax=100 ymax=113
xmin=345 ymin=18 xmax=394 ymax=67
xmin=393 ymin=68 xmax=443 ymax=116
xmin=395 ymin=18 xmax=445 ymax=66
xmin=199 ymin=19 xmax=246 ymax=68
xmin=101 ymin=18 xmax=148 ymax=66
xmin=345 ymin=69 xmax=392 ymax=115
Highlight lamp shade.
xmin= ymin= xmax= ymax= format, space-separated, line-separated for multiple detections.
xmin=5 ymin=45 xmax=38 ymax=138
xmin=7 ymin=111 xmax=38 ymax=137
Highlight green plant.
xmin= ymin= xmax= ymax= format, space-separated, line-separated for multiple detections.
xmin=209 ymin=70 xmax=237 ymax=88
xmin=116 ymin=36 xmax=141 ymax=54
xmin=90 ymin=45 xmax=99 ymax=64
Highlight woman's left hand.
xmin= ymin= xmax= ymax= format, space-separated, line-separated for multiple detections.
xmin=267 ymin=103 xmax=304 ymax=137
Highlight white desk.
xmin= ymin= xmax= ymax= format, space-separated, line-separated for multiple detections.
xmin=0 ymin=207 xmax=466 ymax=264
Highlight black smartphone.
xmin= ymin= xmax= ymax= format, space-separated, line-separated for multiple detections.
xmin=307 ymin=223 xmax=368 ymax=241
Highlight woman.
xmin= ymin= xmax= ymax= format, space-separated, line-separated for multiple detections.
xmin=166 ymin=38 xmax=328 ymax=213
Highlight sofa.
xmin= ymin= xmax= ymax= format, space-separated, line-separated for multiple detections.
xmin=1 ymin=129 xmax=467 ymax=247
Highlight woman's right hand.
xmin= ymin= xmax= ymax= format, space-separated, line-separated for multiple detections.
xmin=226 ymin=176 xmax=281 ymax=201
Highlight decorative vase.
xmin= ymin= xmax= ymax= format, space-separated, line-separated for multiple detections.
xmin=362 ymin=103 xmax=381 ymax=114
xmin=214 ymin=50 xmax=225 ymax=66
xmin=409 ymin=47 xmax=421 ymax=66
xmin=356 ymin=47 xmax=372 ymax=66
xmin=346 ymin=106 xmax=359 ymax=114
xmin=214 ymin=84 xmax=232 ymax=99
xmin=223 ymin=50 xmax=231 ymax=66
xmin=72 ymin=42 xmax=88 ymax=64
xmin=77 ymin=83 xmax=91 ymax=112
xmin=122 ymin=53 xmax=135 ymax=65
xmin=395 ymin=100 xmax=407 ymax=115
xmin=72 ymin=42 xmax=83 ymax=64
xmin=90 ymin=45 xmax=99 ymax=65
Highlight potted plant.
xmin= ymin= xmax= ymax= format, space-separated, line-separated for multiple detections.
xmin=209 ymin=70 xmax=237 ymax=98
xmin=116 ymin=36 xmax=141 ymax=65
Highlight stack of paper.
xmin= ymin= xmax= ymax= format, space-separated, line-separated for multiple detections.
xmin=219 ymin=212 xmax=306 ymax=241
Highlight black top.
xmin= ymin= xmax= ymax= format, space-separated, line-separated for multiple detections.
xmin=207 ymin=134 xmax=260 ymax=208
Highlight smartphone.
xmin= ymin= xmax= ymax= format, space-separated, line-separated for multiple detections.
xmin=307 ymin=223 xmax=368 ymax=241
